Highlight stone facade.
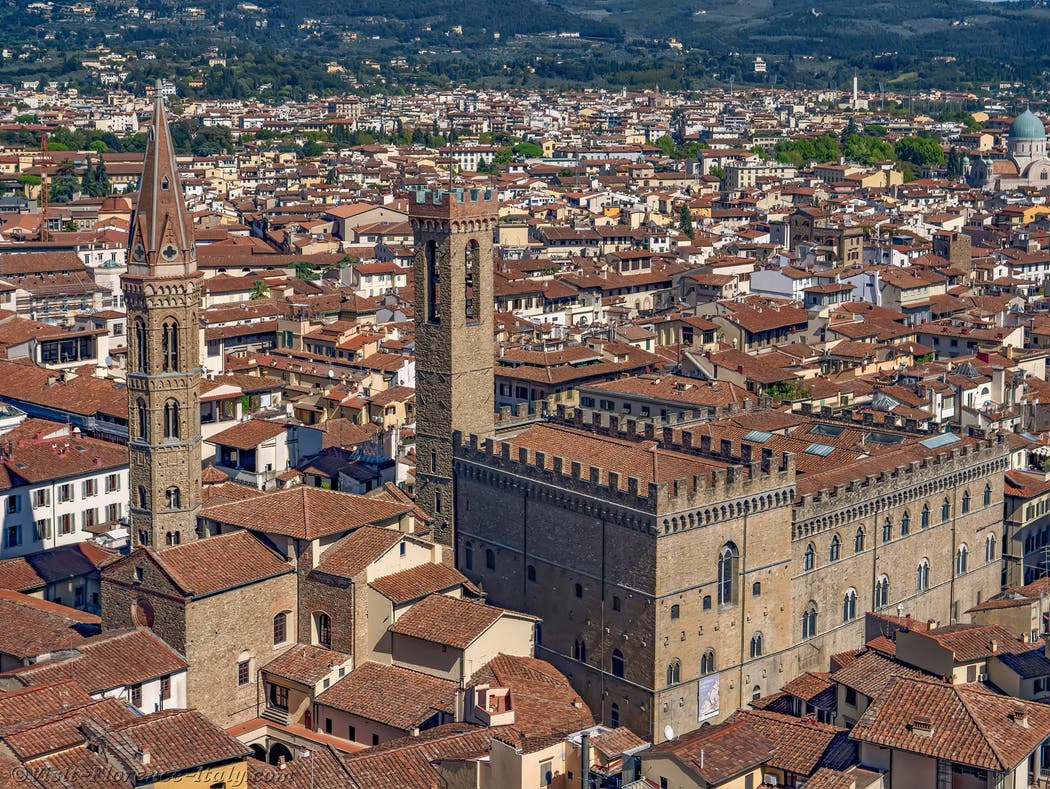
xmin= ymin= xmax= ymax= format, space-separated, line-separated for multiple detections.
xmin=411 ymin=189 xmax=497 ymax=545
xmin=100 ymin=548 xmax=298 ymax=727
xmin=122 ymin=91 xmax=204 ymax=550
xmin=452 ymin=418 xmax=1009 ymax=741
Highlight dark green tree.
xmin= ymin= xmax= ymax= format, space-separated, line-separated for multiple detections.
xmin=679 ymin=205 xmax=694 ymax=238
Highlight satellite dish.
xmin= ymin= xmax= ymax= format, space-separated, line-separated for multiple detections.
xmin=664 ymin=725 xmax=675 ymax=741
xmin=104 ymin=355 xmax=114 ymax=367
xmin=328 ymin=369 xmax=335 ymax=379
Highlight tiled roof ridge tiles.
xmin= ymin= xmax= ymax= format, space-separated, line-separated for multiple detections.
xmin=453 ymin=426 xmax=795 ymax=518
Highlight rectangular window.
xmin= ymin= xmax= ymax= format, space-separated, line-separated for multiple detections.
xmin=106 ymin=503 xmax=121 ymax=522
xmin=130 ymin=684 xmax=142 ymax=707
xmin=269 ymin=684 xmax=289 ymax=710
xmin=34 ymin=519 xmax=51 ymax=541
xmin=237 ymin=660 xmax=250 ymax=686
xmin=6 ymin=495 xmax=20 ymax=515
xmin=348 ymin=725 xmax=356 ymax=741
xmin=161 ymin=676 xmax=171 ymax=700
xmin=5 ymin=523 xmax=20 ymax=548
xmin=59 ymin=514 xmax=74 ymax=535
xmin=371 ymin=733 xmax=379 ymax=746
xmin=81 ymin=508 xmax=96 ymax=530
xmin=845 ymin=687 xmax=857 ymax=706
xmin=32 ymin=488 xmax=49 ymax=508
xmin=83 ymin=479 xmax=97 ymax=497
xmin=58 ymin=484 xmax=73 ymax=503
xmin=540 ymin=760 xmax=553 ymax=786
xmin=325 ymin=718 xmax=333 ymax=734
xmin=105 ymin=474 xmax=121 ymax=493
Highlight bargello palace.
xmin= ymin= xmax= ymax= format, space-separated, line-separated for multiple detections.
xmin=406 ymin=186 xmax=1010 ymax=740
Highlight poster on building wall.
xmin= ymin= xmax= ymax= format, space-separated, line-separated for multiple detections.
xmin=698 ymin=673 xmax=719 ymax=722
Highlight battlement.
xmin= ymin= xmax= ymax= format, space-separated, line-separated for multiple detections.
xmin=453 ymin=426 xmax=795 ymax=520
xmin=410 ymin=188 xmax=498 ymax=219
xmin=795 ymin=402 xmax=938 ymax=435
xmin=793 ymin=433 xmax=1009 ymax=522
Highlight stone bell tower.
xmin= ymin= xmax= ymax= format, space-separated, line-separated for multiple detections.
xmin=411 ymin=188 xmax=496 ymax=545
xmin=122 ymin=84 xmax=203 ymax=550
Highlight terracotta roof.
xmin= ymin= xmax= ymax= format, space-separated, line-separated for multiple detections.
xmin=262 ymin=644 xmax=350 ymax=686
xmin=317 ymin=662 xmax=456 ymax=730
xmin=0 ymin=590 xmax=98 ymax=659
xmin=202 ymin=486 xmax=411 ymax=539
xmin=207 ymin=418 xmax=286 ymax=450
xmin=730 ymin=709 xmax=856 ymax=777
xmin=88 ymin=708 xmax=250 ymax=779
xmin=831 ymin=649 xmax=933 ymax=700
xmin=645 ymin=718 xmax=772 ymax=784
xmin=3 ymin=627 xmax=184 ymax=694
xmin=339 ymin=724 xmax=493 ymax=789
xmin=388 ymin=594 xmax=508 ymax=649
xmin=369 ymin=562 xmax=468 ymax=604
xmin=0 ymin=542 xmax=113 ymax=592
xmin=851 ymin=677 xmax=1050 ymax=771
xmin=139 ymin=530 xmax=292 ymax=597
xmin=0 ymin=697 xmax=134 ymax=760
xmin=918 ymin=623 xmax=1031 ymax=662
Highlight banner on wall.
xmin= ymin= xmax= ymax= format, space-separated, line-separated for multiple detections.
xmin=698 ymin=673 xmax=719 ymax=722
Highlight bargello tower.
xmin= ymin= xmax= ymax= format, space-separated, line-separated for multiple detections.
xmin=122 ymin=86 xmax=203 ymax=550
xmin=411 ymin=188 xmax=497 ymax=545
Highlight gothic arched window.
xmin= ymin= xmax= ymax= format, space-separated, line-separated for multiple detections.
xmin=165 ymin=486 xmax=180 ymax=509
xmin=875 ymin=575 xmax=889 ymax=609
xmin=134 ymin=318 xmax=146 ymax=371
xmin=843 ymin=588 xmax=857 ymax=622
xmin=161 ymin=320 xmax=179 ymax=372
xmin=136 ymin=398 xmax=148 ymax=441
xmin=163 ymin=400 xmax=180 ymax=439
xmin=717 ymin=543 xmax=737 ymax=605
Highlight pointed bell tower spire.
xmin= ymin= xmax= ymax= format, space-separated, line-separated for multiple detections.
xmin=121 ymin=79 xmax=203 ymax=551
xmin=127 ymin=81 xmax=196 ymax=278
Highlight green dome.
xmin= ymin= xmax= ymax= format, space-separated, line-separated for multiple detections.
xmin=1010 ymin=108 xmax=1046 ymax=141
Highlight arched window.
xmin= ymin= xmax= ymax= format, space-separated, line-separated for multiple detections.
xmin=882 ymin=518 xmax=892 ymax=543
xmin=527 ymin=564 xmax=536 ymax=582
xmin=921 ymin=504 xmax=930 ymax=529
xmin=425 ymin=240 xmax=440 ymax=324
xmin=752 ymin=581 xmax=761 ymax=597
xmin=700 ymin=649 xmax=716 ymax=675
xmin=464 ymin=542 xmax=473 ymax=570
xmin=984 ymin=484 xmax=992 ymax=507
xmin=670 ymin=604 xmax=680 ymax=620
xmin=803 ymin=543 xmax=815 ymax=571
xmin=163 ymin=399 xmax=180 ymax=439
xmin=464 ymin=239 xmax=481 ymax=322
xmin=137 ymin=486 xmax=147 ymax=510
xmin=273 ymin=612 xmax=288 ymax=645
xmin=900 ymin=510 xmax=910 ymax=536
xmin=843 ymin=588 xmax=857 ymax=622
xmin=485 ymin=549 xmax=495 ymax=570
xmin=572 ymin=638 xmax=586 ymax=663
xmin=161 ymin=320 xmax=179 ymax=372
xmin=611 ymin=649 xmax=624 ymax=678
xmin=750 ymin=632 xmax=763 ymax=658
xmin=986 ymin=533 xmax=997 ymax=563
xmin=314 ymin=612 xmax=331 ymax=648
xmin=917 ymin=558 xmax=930 ymax=592
xmin=165 ymin=531 xmax=174 ymax=546
xmin=829 ymin=534 xmax=841 ymax=562
xmin=136 ymin=398 xmax=148 ymax=441
xmin=134 ymin=318 xmax=146 ymax=371
xmin=165 ymin=486 xmax=180 ymax=509
xmin=666 ymin=660 xmax=681 ymax=685
xmin=942 ymin=498 xmax=951 ymax=522
xmin=875 ymin=575 xmax=889 ymax=609
xmin=752 ymin=685 xmax=762 ymax=701
xmin=802 ymin=603 xmax=817 ymax=640
xmin=717 ymin=543 xmax=737 ymax=605
xmin=956 ymin=544 xmax=968 ymax=575
xmin=854 ymin=527 xmax=865 ymax=553
xmin=609 ymin=703 xmax=619 ymax=728
xmin=961 ymin=490 xmax=971 ymax=515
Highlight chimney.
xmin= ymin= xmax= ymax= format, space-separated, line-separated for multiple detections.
xmin=989 ymin=639 xmax=998 ymax=654
xmin=1011 ymin=703 xmax=1029 ymax=728
xmin=136 ymin=749 xmax=151 ymax=766
xmin=911 ymin=717 xmax=934 ymax=737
